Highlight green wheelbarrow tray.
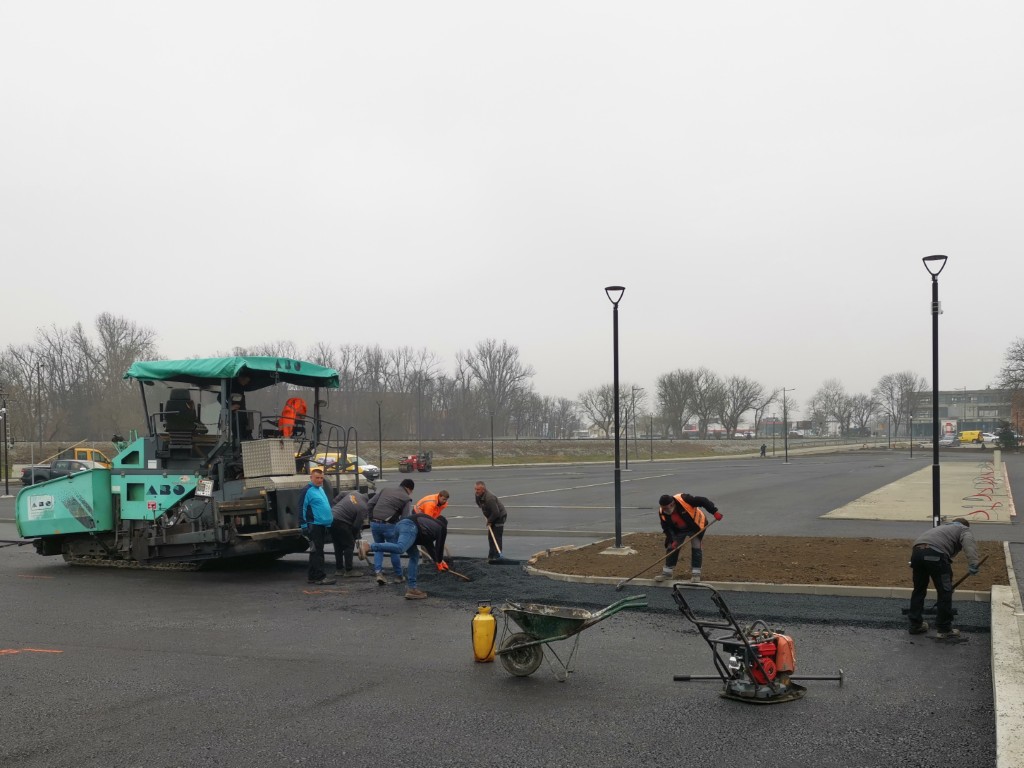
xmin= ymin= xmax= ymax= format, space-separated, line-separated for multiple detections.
xmin=496 ymin=595 xmax=648 ymax=679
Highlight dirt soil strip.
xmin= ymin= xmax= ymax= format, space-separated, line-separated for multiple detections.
xmin=532 ymin=533 xmax=1009 ymax=589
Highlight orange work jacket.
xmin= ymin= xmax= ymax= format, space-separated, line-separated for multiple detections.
xmin=278 ymin=397 xmax=308 ymax=438
xmin=661 ymin=493 xmax=707 ymax=532
xmin=415 ymin=493 xmax=449 ymax=519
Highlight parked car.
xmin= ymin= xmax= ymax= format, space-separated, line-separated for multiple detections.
xmin=21 ymin=458 xmax=106 ymax=485
xmin=309 ymin=452 xmax=380 ymax=480
xmin=939 ymin=435 xmax=959 ymax=447
xmin=981 ymin=432 xmax=999 ymax=445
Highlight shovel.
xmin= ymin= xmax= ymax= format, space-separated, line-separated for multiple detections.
xmin=901 ymin=555 xmax=989 ymax=615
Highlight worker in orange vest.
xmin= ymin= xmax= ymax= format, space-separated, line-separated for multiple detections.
xmin=655 ymin=492 xmax=722 ymax=583
xmin=414 ymin=491 xmax=450 ymax=518
xmin=278 ymin=397 xmax=307 ymax=437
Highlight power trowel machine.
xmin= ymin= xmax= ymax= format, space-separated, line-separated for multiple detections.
xmin=671 ymin=583 xmax=844 ymax=704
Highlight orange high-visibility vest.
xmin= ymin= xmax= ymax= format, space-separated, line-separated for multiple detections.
xmin=278 ymin=397 xmax=308 ymax=437
xmin=667 ymin=493 xmax=707 ymax=531
xmin=415 ymin=493 xmax=449 ymax=519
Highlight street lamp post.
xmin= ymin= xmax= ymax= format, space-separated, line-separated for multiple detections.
xmin=649 ymin=414 xmax=654 ymax=462
xmin=37 ymin=362 xmax=43 ymax=450
xmin=910 ymin=414 xmax=913 ymax=458
xmin=416 ymin=375 xmax=430 ymax=457
xmin=771 ymin=413 xmax=777 ymax=457
xmin=605 ymin=285 xmax=625 ymax=549
xmin=923 ymin=254 xmax=948 ymax=528
xmin=376 ymin=400 xmax=384 ymax=479
xmin=0 ymin=388 xmax=8 ymax=496
xmin=782 ymin=389 xmax=795 ymax=464
xmin=489 ymin=411 xmax=495 ymax=467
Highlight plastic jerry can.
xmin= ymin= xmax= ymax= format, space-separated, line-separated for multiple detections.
xmin=472 ymin=602 xmax=497 ymax=663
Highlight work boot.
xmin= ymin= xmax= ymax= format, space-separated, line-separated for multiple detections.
xmin=404 ymin=588 xmax=428 ymax=600
xmin=342 ymin=569 xmax=363 ymax=578
xmin=375 ymin=572 xmax=387 ymax=586
xmin=909 ymin=622 xmax=929 ymax=635
xmin=314 ymin=577 xmax=337 ymax=586
xmin=654 ymin=571 xmax=673 ymax=582
xmin=392 ymin=574 xmax=406 ymax=583
xmin=935 ymin=628 xmax=961 ymax=639
xmin=690 ymin=571 xmax=702 ymax=583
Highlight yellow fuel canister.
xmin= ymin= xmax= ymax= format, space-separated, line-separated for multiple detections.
xmin=472 ymin=602 xmax=497 ymax=663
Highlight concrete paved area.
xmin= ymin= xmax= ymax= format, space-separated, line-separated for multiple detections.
xmin=824 ymin=452 xmax=1015 ymax=523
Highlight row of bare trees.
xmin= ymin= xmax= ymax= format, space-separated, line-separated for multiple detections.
xmin=0 ymin=314 xmax=940 ymax=443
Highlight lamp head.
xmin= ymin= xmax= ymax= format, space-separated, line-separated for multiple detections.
xmin=604 ymin=285 xmax=625 ymax=305
xmin=922 ymin=254 xmax=948 ymax=277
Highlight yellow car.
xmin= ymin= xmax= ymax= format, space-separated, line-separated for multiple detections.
xmin=308 ymin=452 xmax=380 ymax=480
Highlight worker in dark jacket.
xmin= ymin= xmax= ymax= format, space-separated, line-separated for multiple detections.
xmin=908 ymin=518 xmax=981 ymax=639
xmin=474 ymin=481 xmax=507 ymax=563
xmin=655 ymin=492 xmax=722 ymax=583
xmin=356 ymin=512 xmax=446 ymax=600
xmin=366 ymin=479 xmax=414 ymax=585
xmin=331 ymin=491 xmax=369 ymax=577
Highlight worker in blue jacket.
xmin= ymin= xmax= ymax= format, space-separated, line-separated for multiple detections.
xmin=301 ymin=467 xmax=336 ymax=585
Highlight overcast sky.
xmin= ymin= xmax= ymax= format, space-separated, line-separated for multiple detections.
xmin=3 ymin=2 xmax=1021 ymax=417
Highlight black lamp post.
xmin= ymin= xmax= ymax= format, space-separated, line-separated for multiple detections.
xmin=489 ymin=410 xmax=495 ymax=467
xmin=909 ymin=414 xmax=913 ymax=458
xmin=782 ymin=388 xmax=794 ymax=464
xmin=923 ymin=255 xmax=948 ymax=527
xmin=37 ymin=362 xmax=44 ymax=450
xmin=771 ymin=413 xmax=777 ymax=457
xmin=0 ymin=388 xmax=8 ymax=496
xmin=376 ymin=400 xmax=384 ymax=479
xmin=606 ymin=285 xmax=625 ymax=549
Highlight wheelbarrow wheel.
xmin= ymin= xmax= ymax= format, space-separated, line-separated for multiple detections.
xmin=499 ymin=632 xmax=544 ymax=677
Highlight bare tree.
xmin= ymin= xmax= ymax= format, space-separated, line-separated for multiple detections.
xmin=997 ymin=338 xmax=1024 ymax=392
xmin=813 ymin=378 xmax=855 ymax=435
xmin=873 ymin=371 xmax=927 ymax=438
xmin=689 ymin=368 xmax=725 ymax=438
xmin=716 ymin=376 xmax=765 ymax=438
xmin=656 ymin=369 xmax=695 ymax=437
xmin=750 ymin=389 xmax=778 ymax=437
xmin=849 ymin=393 xmax=880 ymax=435
xmin=578 ymin=385 xmax=616 ymax=437
xmin=548 ymin=397 xmax=580 ymax=439
xmin=459 ymin=339 xmax=535 ymax=434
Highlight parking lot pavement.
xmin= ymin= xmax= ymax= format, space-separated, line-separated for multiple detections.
xmin=0 ymin=546 xmax=997 ymax=768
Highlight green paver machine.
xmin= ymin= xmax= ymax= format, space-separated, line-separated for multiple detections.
xmin=16 ymin=356 xmax=372 ymax=569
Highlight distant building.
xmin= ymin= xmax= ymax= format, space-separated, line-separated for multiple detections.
xmin=910 ymin=387 xmax=1015 ymax=437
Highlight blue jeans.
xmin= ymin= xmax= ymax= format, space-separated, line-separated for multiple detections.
xmin=371 ymin=521 xmax=402 ymax=576
xmin=369 ymin=518 xmax=420 ymax=588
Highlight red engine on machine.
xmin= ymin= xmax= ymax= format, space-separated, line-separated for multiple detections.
xmin=748 ymin=633 xmax=796 ymax=684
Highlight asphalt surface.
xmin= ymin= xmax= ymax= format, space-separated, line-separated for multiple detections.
xmin=0 ymin=449 xmax=1018 ymax=767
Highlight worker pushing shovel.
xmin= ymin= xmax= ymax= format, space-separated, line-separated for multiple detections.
xmin=616 ymin=492 xmax=722 ymax=591
xmin=475 ymin=481 xmax=516 ymax=564
xmin=906 ymin=517 xmax=982 ymax=640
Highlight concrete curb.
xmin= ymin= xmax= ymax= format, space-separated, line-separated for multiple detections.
xmin=522 ymin=561 xmax=990 ymax=601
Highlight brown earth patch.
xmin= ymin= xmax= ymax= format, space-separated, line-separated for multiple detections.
xmin=533 ymin=533 xmax=1009 ymax=589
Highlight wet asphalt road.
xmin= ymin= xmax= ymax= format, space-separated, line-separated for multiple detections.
xmin=0 ymin=451 xmax=1017 ymax=767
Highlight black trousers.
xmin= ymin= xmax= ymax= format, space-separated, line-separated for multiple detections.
xmin=665 ymin=528 xmax=705 ymax=570
xmin=307 ymin=524 xmax=330 ymax=581
xmin=909 ymin=547 xmax=954 ymax=630
xmin=487 ymin=523 xmax=504 ymax=559
xmin=331 ymin=521 xmax=356 ymax=571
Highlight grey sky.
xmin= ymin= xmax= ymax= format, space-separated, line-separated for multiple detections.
xmin=3 ymin=2 xmax=1021 ymax=416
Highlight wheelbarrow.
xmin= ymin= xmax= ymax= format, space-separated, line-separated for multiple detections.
xmin=496 ymin=594 xmax=648 ymax=680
